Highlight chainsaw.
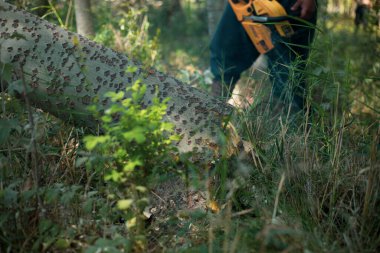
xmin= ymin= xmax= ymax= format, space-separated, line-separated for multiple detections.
xmin=229 ymin=0 xmax=294 ymax=54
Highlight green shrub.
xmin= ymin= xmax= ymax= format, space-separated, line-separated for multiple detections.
xmin=83 ymin=74 xmax=180 ymax=251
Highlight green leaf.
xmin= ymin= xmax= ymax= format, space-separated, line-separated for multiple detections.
xmin=8 ymin=80 xmax=28 ymax=95
xmin=84 ymin=135 xmax=110 ymax=151
xmin=161 ymin=122 xmax=174 ymax=132
xmin=127 ymin=217 xmax=137 ymax=228
xmin=135 ymin=186 xmax=147 ymax=193
xmin=82 ymin=198 xmax=95 ymax=214
xmin=123 ymin=159 xmax=142 ymax=172
xmin=87 ymin=104 xmax=97 ymax=113
xmin=87 ymin=191 xmax=98 ymax=197
xmin=94 ymin=237 xmax=129 ymax=249
xmin=0 ymin=213 xmax=10 ymax=227
xmin=105 ymin=170 xmax=123 ymax=182
xmin=131 ymin=79 xmax=143 ymax=92
xmin=20 ymin=189 xmax=37 ymax=202
xmin=122 ymin=127 xmax=146 ymax=143
xmin=84 ymin=246 xmax=97 ymax=253
xmin=0 ymin=119 xmax=19 ymax=143
xmin=59 ymin=185 xmax=81 ymax=205
xmin=121 ymin=98 xmax=132 ymax=107
xmin=100 ymin=114 xmax=112 ymax=123
xmin=126 ymin=65 xmax=138 ymax=73
xmin=75 ymin=157 xmax=88 ymax=167
xmin=169 ymin=134 xmax=182 ymax=142
xmin=60 ymin=189 xmax=75 ymax=205
xmin=0 ymin=62 xmax=13 ymax=82
xmin=38 ymin=219 xmax=54 ymax=234
xmin=0 ymin=188 xmax=18 ymax=207
xmin=136 ymin=197 xmax=149 ymax=206
xmin=45 ymin=186 xmax=61 ymax=204
xmin=107 ymin=91 xmax=125 ymax=102
xmin=54 ymin=238 xmax=70 ymax=249
xmin=117 ymin=199 xmax=133 ymax=210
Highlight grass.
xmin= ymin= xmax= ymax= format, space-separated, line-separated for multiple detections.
xmin=1 ymin=2 xmax=379 ymax=252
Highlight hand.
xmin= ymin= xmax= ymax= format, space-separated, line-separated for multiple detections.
xmin=291 ymin=0 xmax=317 ymax=20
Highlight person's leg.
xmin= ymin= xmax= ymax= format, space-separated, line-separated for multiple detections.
xmin=363 ymin=6 xmax=370 ymax=30
xmin=292 ymin=18 xmax=317 ymax=110
xmin=356 ymin=5 xmax=367 ymax=30
xmin=266 ymin=1 xmax=317 ymax=111
xmin=355 ymin=6 xmax=361 ymax=33
xmin=210 ymin=3 xmax=260 ymax=98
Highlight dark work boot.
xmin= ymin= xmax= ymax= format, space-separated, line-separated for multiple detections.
xmin=211 ymin=80 xmax=231 ymax=100
xmin=211 ymin=79 xmax=222 ymax=97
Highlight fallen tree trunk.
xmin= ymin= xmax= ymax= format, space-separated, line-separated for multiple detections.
xmin=0 ymin=1 xmax=235 ymax=157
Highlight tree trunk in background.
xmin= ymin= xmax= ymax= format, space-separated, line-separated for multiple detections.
xmin=74 ymin=0 xmax=94 ymax=37
xmin=0 ymin=2 xmax=234 ymax=158
xmin=206 ymin=0 xmax=226 ymax=38
xmin=164 ymin=0 xmax=182 ymax=24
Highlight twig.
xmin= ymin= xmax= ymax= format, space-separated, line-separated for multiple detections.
xmin=231 ymin=208 xmax=255 ymax=218
xmin=150 ymin=190 xmax=167 ymax=204
xmin=362 ymin=126 xmax=379 ymax=219
xmin=19 ymin=64 xmax=41 ymax=210
xmin=65 ymin=0 xmax=73 ymax=29
xmin=0 ymin=147 xmax=26 ymax=152
xmin=272 ymin=173 xmax=286 ymax=223
xmin=1 ymin=62 xmax=6 ymax=114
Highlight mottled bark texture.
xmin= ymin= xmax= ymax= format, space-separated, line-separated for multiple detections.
xmin=74 ymin=0 xmax=95 ymax=37
xmin=0 ymin=2 xmax=234 ymax=157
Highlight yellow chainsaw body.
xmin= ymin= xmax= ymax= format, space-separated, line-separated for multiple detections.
xmin=228 ymin=0 xmax=294 ymax=54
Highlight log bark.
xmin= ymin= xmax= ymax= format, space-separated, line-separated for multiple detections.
xmin=0 ymin=1 xmax=234 ymax=157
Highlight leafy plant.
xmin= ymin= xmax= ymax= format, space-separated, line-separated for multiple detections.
xmin=83 ymin=74 xmax=180 ymax=251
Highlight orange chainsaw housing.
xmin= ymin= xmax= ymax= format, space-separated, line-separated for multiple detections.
xmin=228 ymin=0 xmax=294 ymax=54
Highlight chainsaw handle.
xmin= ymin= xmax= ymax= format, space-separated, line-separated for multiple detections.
xmin=244 ymin=15 xmax=290 ymax=23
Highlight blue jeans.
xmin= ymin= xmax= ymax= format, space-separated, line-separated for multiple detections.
xmin=210 ymin=0 xmax=317 ymax=109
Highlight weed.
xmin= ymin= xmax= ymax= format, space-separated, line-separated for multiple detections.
xmin=82 ymin=75 xmax=180 ymax=251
